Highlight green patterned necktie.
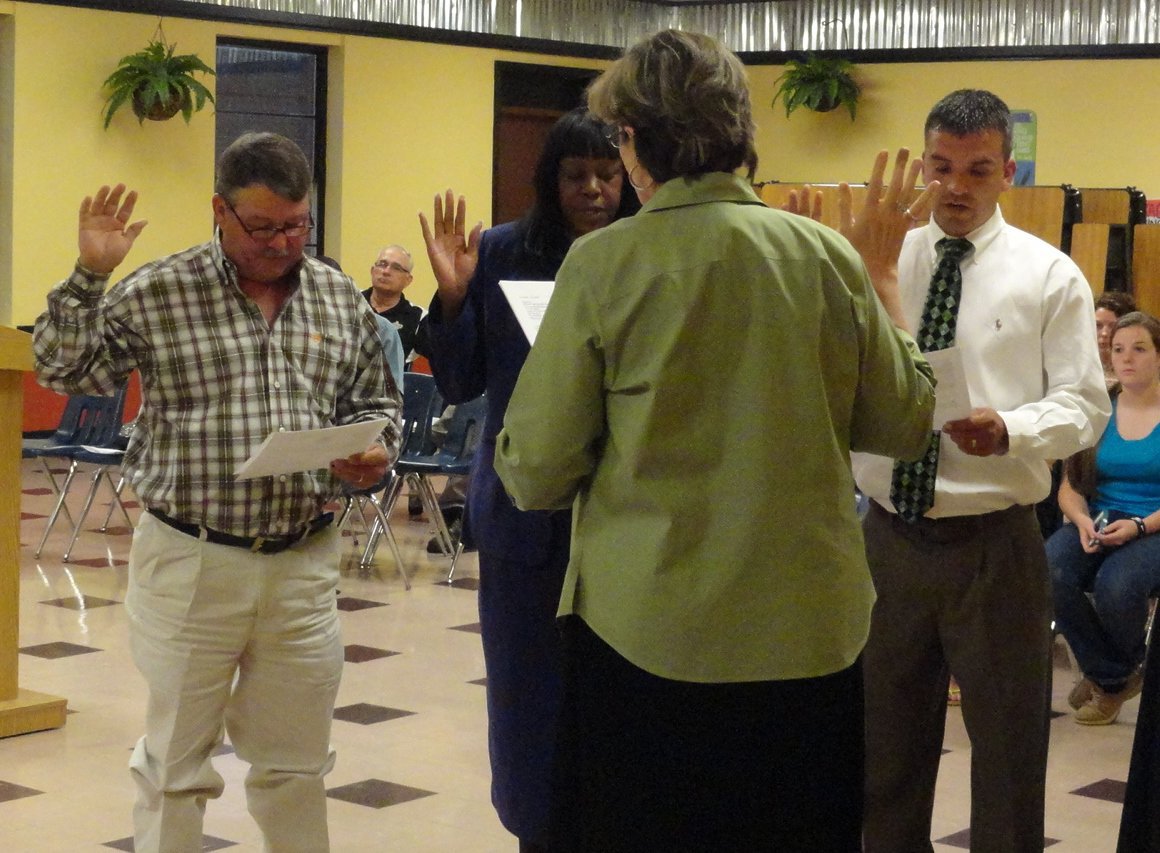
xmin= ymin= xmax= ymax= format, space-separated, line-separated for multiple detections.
xmin=890 ymin=237 xmax=973 ymax=523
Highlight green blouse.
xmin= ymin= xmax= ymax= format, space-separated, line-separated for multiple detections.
xmin=495 ymin=173 xmax=935 ymax=683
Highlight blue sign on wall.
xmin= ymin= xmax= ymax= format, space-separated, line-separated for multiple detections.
xmin=1011 ymin=111 xmax=1036 ymax=186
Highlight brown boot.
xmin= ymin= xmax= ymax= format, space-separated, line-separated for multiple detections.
xmin=1075 ymin=670 xmax=1144 ymax=725
xmin=1068 ymin=676 xmax=1095 ymax=710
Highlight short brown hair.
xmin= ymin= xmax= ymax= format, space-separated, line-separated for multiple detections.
xmin=924 ymin=90 xmax=1013 ymax=160
xmin=215 ymin=132 xmax=312 ymax=203
xmin=1113 ymin=310 xmax=1160 ymax=353
xmin=587 ymin=29 xmax=758 ymax=183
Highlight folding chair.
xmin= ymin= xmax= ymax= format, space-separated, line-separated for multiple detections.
xmin=21 ymin=392 xmax=102 ymax=529
xmin=29 ymin=387 xmax=131 ymax=561
xmin=339 ymin=471 xmax=409 ymax=587
xmin=379 ymin=393 xmax=487 ymax=583
xmin=336 ymin=372 xmax=443 ymax=583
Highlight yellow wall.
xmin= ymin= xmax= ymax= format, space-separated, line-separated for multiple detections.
xmin=2 ymin=2 xmax=604 ymax=324
xmin=750 ymin=59 xmax=1160 ymax=191
xmin=6 ymin=0 xmax=1160 ymax=325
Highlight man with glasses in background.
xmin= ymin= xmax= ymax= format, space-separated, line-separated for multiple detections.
xmin=33 ymin=132 xmax=399 ymax=852
xmin=364 ymin=244 xmax=425 ymax=363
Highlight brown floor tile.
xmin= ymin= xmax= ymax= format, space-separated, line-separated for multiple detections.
xmin=0 ymin=780 xmax=44 ymax=802
xmin=326 ymin=778 xmax=436 ymax=809
xmin=1071 ymin=778 xmax=1128 ymax=803
xmin=336 ymin=596 xmax=388 ymax=612
xmin=40 ymin=595 xmax=121 ymax=610
xmin=343 ymin=644 xmax=399 ymax=663
xmin=103 ymin=834 xmax=237 ymax=851
xmin=333 ymin=702 xmax=416 ymax=724
xmin=20 ymin=641 xmax=102 ymax=658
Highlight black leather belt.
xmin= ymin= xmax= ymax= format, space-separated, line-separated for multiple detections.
xmin=147 ymin=509 xmax=334 ymax=555
xmin=869 ymin=500 xmax=1032 ymax=545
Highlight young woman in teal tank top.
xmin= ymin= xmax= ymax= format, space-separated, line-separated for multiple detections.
xmin=1049 ymin=311 xmax=1160 ymax=724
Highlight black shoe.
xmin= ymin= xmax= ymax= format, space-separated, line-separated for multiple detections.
xmin=427 ymin=518 xmax=462 ymax=554
xmin=408 ymin=495 xmax=423 ymax=518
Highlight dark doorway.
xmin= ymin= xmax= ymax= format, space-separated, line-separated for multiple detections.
xmin=492 ymin=62 xmax=600 ymax=226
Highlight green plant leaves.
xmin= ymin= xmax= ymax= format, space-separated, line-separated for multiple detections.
xmin=771 ymin=54 xmax=860 ymax=121
xmin=101 ymin=38 xmax=216 ymax=129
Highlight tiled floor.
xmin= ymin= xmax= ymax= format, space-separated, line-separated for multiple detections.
xmin=5 ymin=458 xmax=1143 ymax=851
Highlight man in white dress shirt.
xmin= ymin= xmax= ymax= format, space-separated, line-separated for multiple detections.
xmin=854 ymin=89 xmax=1111 ymax=852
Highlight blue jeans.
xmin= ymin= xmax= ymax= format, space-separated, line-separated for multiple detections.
xmin=1047 ymin=514 xmax=1160 ymax=690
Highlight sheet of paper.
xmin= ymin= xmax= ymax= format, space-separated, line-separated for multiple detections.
xmin=924 ymin=347 xmax=973 ymax=427
xmin=499 ymin=280 xmax=555 ymax=344
xmin=78 ymin=445 xmax=123 ymax=455
xmin=234 ymin=418 xmax=393 ymax=480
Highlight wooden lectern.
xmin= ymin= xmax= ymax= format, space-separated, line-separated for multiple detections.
xmin=0 ymin=326 xmax=66 ymax=736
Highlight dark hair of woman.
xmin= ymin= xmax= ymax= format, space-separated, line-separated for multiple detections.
xmin=1096 ymin=290 xmax=1137 ymax=318
xmin=522 ymin=107 xmax=639 ymax=260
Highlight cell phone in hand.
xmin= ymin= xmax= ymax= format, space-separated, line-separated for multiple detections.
xmin=1089 ymin=510 xmax=1109 ymax=547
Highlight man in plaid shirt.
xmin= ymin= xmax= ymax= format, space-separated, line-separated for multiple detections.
xmin=33 ymin=133 xmax=400 ymax=852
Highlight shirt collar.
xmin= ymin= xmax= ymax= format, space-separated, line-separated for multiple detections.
xmin=924 ymin=204 xmax=1005 ymax=261
xmin=639 ymin=172 xmax=765 ymax=214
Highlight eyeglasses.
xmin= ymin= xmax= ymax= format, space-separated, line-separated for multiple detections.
xmin=604 ymin=126 xmax=630 ymax=149
xmin=373 ymin=260 xmax=412 ymax=275
xmin=222 ymin=197 xmax=313 ymax=241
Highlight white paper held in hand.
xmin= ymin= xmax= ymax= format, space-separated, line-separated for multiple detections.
xmin=499 ymin=280 xmax=555 ymax=344
xmin=924 ymin=347 xmax=974 ymax=427
xmin=234 ymin=418 xmax=393 ymax=480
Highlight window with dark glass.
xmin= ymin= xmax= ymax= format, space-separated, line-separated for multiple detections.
xmin=214 ymin=41 xmax=328 ymax=256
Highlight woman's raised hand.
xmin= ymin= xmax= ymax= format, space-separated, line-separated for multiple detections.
xmin=418 ymin=189 xmax=483 ymax=317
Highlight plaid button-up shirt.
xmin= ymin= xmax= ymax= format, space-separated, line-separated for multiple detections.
xmin=34 ymin=235 xmax=400 ymax=538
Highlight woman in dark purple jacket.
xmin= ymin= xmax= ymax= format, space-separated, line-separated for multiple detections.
xmin=419 ymin=108 xmax=637 ymax=852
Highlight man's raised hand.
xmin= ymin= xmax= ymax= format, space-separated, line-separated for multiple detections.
xmin=78 ymin=184 xmax=147 ymax=276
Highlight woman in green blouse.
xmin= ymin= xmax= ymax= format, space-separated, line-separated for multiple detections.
xmin=495 ymin=29 xmax=937 ymax=851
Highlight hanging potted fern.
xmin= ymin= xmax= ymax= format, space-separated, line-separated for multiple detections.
xmin=771 ymin=54 xmax=861 ymax=121
xmin=101 ymin=23 xmax=215 ymax=129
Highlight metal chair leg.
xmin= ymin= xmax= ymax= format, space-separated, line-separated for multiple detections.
xmin=363 ymin=496 xmax=409 ymax=590
xmin=37 ymin=457 xmax=75 ymax=528
xmin=98 ymin=472 xmax=133 ymax=531
xmin=35 ymin=460 xmax=82 ymax=558
xmin=445 ymin=540 xmax=466 ymax=584
xmin=414 ymin=474 xmax=454 ymax=556
xmin=63 ymin=466 xmax=107 ymax=562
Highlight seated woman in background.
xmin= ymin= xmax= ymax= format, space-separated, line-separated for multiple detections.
xmin=1049 ymin=310 xmax=1160 ymax=725
xmin=1095 ymin=291 xmax=1137 ymax=388
xmin=1034 ymin=292 xmax=1138 ymax=545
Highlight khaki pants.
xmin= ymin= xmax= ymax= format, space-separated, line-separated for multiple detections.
xmin=126 ymin=513 xmax=344 ymax=853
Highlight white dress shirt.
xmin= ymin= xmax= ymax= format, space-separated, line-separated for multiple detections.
xmin=853 ymin=207 xmax=1111 ymax=517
